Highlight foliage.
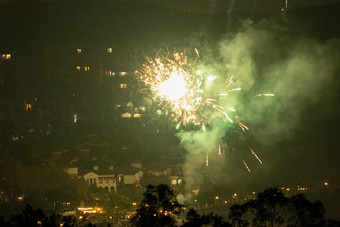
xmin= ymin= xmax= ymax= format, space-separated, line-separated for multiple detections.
xmin=130 ymin=184 xmax=183 ymax=227
xmin=288 ymin=194 xmax=325 ymax=227
xmin=228 ymin=187 xmax=339 ymax=227
xmin=229 ymin=204 xmax=249 ymax=227
xmin=183 ymin=208 xmax=230 ymax=227
xmin=113 ymin=185 xmax=144 ymax=210
xmin=246 ymin=188 xmax=290 ymax=227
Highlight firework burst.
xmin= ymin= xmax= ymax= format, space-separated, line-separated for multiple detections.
xmin=136 ymin=49 xmax=243 ymax=130
xmin=137 ymin=48 xmax=273 ymax=171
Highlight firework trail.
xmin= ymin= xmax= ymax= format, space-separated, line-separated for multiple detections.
xmin=243 ymin=160 xmax=251 ymax=172
xmin=250 ymin=148 xmax=262 ymax=164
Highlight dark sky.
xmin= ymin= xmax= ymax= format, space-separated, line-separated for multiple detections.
xmin=133 ymin=0 xmax=339 ymax=13
xmin=1 ymin=0 xmax=339 ymax=12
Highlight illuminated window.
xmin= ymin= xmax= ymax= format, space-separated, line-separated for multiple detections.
xmin=171 ymin=180 xmax=177 ymax=185
xmin=134 ymin=113 xmax=141 ymax=118
xmin=119 ymin=72 xmax=127 ymax=77
xmin=106 ymin=71 xmax=115 ymax=76
xmin=116 ymin=104 xmax=121 ymax=108
xmin=77 ymin=48 xmax=82 ymax=53
xmin=84 ymin=66 xmax=90 ymax=71
xmin=120 ymin=83 xmax=127 ymax=89
xmin=2 ymin=54 xmax=11 ymax=59
xmin=76 ymin=66 xmax=81 ymax=71
xmin=107 ymin=48 xmax=112 ymax=53
xmin=26 ymin=104 xmax=32 ymax=111
xmin=73 ymin=114 xmax=78 ymax=123
xmin=121 ymin=113 xmax=131 ymax=118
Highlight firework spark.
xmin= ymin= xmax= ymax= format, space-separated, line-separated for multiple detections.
xmin=250 ymin=148 xmax=263 ymax=164
xmin=137 ymin=50 xmax=241 ymax=129
xmin=243 ymin=160 xmax=251 ymax=172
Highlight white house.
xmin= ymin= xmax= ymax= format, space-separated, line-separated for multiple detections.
xmin=114 ymin=165 xmax=143 ymax=185
xmin=83 ymin=169 xmax=117 ymax=192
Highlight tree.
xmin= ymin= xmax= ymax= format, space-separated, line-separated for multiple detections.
xmin=229 ymin=204 xmax=249 ymax=227
xmin=228 ymin=188 xmax=337 ymax=227
xmin=9 ymin=204 xmax=57 ymax=227
xmin=289 ymin=194 xmax=325 ymax=227
xmin=130 ymin=184 xmax=183 ymax=227
xmin=232 ymin=188 xmax=290 ymax=227
xmin=183 ymin=208 xmax=230 ymax=227
xmin=246 ymin=188 xmax=290 ymax=227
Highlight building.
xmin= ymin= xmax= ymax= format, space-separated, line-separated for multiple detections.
xmin=83 ymin=169 xmax=117 ymax=192
xmin=114 ymin=165 xmax=143 ymax=185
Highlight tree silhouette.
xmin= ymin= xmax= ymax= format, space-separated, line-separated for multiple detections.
xmin=289 ymin=194 xmax=325 ymax=227
xmin=246 ymin=188 xmax=290 ymax=227
xmin=228 ymin=188 xmax=340 ymax=227
xmin=130 ymin=184 xmax=183 ymax=227
xmin=8 ymin=204 xmax=59 ymax=227
xmin=229 ymin=204 xmax=249 ymax=227
xmin=183 ymin=208 xmax=230 ymax=227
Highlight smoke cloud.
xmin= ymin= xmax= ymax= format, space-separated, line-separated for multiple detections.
xmin=177 ymin=18 xmax=340 ymax=193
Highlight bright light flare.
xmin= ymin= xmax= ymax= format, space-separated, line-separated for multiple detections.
xmin=158 ymin=74 xmax=186 ymax=100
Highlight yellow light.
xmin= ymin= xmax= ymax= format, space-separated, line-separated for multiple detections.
xmin=158 ymin=74 xmax=186 ymax=100
xmin=192 ymin=189 xmax=199 ymax=195
xmin=77 ymin=49 xmax=82 ymax=53
xmin=121 ymin=113 xmax=131 ymax=118
xmin=215 ymin=196 xmax=219 ymax=200
xmin=26 ymin=104 xmax=32 ymax=111
xmin=76 ymin=66 xmax=81 ymax=71
xmin=2 ymin=54 xmax=11 ymax=59
xmin=120 ymin=83 xmax=127 ymax=88
xmin=324 ymin=182 xmax=328 ymax=186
